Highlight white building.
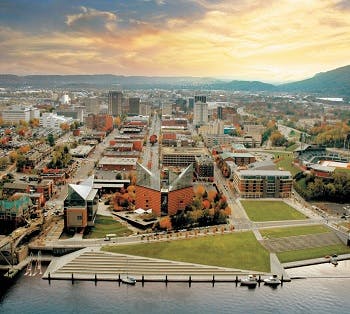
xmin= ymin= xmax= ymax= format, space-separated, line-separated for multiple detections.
xmin=193 ymin=101 xmax=208 ymax=126
xmin=2 ymin=106 xmax=40 ymax=123
xmin=59 ymin=94 xmax=71 ymax=105
xmin=40 ymin=112 xmax=73 ymax=129
xmin=198 ymin=119 xmax=224 ymax=136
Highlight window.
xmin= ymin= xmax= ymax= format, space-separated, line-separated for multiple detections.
xmin=77 ymin=215 xmax=82 ymax=220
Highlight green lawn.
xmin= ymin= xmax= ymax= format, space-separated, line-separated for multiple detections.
xmin=84 ymin=215 xmax=133 ymax=239
xmin=241 ymin=200 xmax=306 ymax=222
xmin=260 ymin=225 xmax=330 ymax=239
xmin=271 ymin=151 xmax=300 ymax=176
xmin=102 ymin=232 xmax=270 ymax=272
xmin=278 ymin=244 xmax=350 ymax=263
xmin=286 ymin=143 xmax=299 ymax=152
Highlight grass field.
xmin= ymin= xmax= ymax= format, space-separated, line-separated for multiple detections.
xmin=84 ymin=215 xmax=133 ymax=239
xmin=277 ymin=244 xmax=350 ymax=263
xmin=240 ymin=200 xmax=306 ymax=222
xmin=260 ymin=225 xmax=330 ymax=239
xmin=286 ymin=143 xmax=299 ymax=152
xmin=102 ymin=232 xmax=271 ymax=272
xmin=270 ymin=151 xmax=300 ymax=176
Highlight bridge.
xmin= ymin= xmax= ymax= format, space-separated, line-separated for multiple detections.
xmin=0 ymin=217 xmax=43 ymax=268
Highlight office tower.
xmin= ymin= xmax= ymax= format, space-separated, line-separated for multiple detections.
xmin=194 ymin=95 xmax=207 ymax=104
xmin=108 ymin=91 xmax=123 ymax=116
xmin=128 ymin=97 xmax=140 ymax=115
xmin=193 ymin=101 xmax=208 ymax=126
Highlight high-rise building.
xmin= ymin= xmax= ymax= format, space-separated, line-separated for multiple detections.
xmin=188 ymin=97 xmax=194 ymax=110
xmin=194 ymin=95 xmax=207 ymax=103
xmin=193 ymin=101 xmax=208 ymax=126
xmin=128 ymin=97 xmax=141 ymax=115
xmin=108 ymin=91 xmax=123 ymax=116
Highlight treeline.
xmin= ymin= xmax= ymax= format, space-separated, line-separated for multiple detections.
xmin=294 ymin=172 xmax=350 ymax=203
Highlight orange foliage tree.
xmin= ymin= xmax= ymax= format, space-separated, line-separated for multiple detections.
xmin=159 ymin=216 xmax=172 ymax=230
xmin=195 ymin=184 xmax=205 ymax=197
xmin=18 ymin=145 xmax=31 ymax=154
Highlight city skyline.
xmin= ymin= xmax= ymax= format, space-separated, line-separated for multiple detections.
xmin=0 ymin=0 xmax=349 ymax=82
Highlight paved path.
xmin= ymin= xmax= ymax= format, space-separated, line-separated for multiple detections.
xmin=270 ymin=253 xmax=290 ymax=280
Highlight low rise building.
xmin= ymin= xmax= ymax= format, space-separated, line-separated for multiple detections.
xmin=161 ymin=147 xmax=208 ymax=167
xmin=63 ymin=177 xmax=98 ymax=231
xmin=135 ymin=163 xmax=194 ymax=216
xmin=98 ymin=157 xmax=138 ymax=171
xmin=0 ymin=194 xmax=33 ymax=232
xmin=220 ymin=152 xmax=256 ymax=166
xmin=233 ymin=169 xmax=292 ymax=198
xmin=195 ymin=156 xmax=214 ymax=181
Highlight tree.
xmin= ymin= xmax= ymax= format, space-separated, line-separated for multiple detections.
xmin=270 ymin=131 xmax=287 ymax=146
xmin=114 ymin=116 xmax=122 ymax=128
xmin=29 ymin=118 xmax=40 ymax=128
xmin=159 ymin=216 xmax=172 ymax=230
xmin=60 ymin=123 xmax=70 ymax=132
xmin=9 ymin=151 xmax=18 ymax=163
xmin=47 ymin=133 xmax=55 ymax=146
xmin=0 ymin=157 xmax=8 ymax=169
xmin=195 ymin=184 xmax=205 ymax=197
xmin=16 ymin=154 xmax=26 ymax=172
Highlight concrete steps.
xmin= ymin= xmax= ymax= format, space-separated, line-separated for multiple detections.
xmin=44 ymin=249 xmax=255 ymax=280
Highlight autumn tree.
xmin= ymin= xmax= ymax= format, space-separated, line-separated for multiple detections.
xmin=60 ymin=123 xmax=70 ymax=132
xmin=29 ymin=118 xmax=40 ymax=128
xmin=0 ymin=157 xmax=8 ymax=169
xmin=159 ymin=216 xmax=172 ymax=230
xmin=114 ymin=116 xmax=122 ymax=128
xmin=270 ymin=130 xmax=287 ymax=147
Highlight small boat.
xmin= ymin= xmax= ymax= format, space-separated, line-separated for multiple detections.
xmin=264 ymin=275 xmax=281 ymax=287
xmin=330 ymin=257 xmax=338 ymax=266
xmin=240 ymin=275 xmax=258 ymax=287
xmin=122 ymin=275 xmax=136 ymax=285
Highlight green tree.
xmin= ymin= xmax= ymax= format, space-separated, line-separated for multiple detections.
xmin=47 ymin=133 xmax=55 ymax=146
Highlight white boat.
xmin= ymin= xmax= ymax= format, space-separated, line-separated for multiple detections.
xmin=264 ymin=275 xmax=281 ymax=286
xmin=240 ymin=275 xmax=258 ymax=287
xmin=122 ymin=275 xmax=136 ymax=285
xmin=330 ymin=257 xmax=338 ymax=266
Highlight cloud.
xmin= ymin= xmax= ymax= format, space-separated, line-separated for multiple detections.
xmin=0 ymin=0 xmax=350 ymax=81
xmin=66 ymin=6 xmax=117 ymax=32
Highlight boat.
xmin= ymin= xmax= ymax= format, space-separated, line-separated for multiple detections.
xmin=264 ymin=275 xmax=281 ymax=287
xmin=121 ymin=275 xmax=136 ymax=285
xmin=240 ymin=275 xmax=258 ymax=287
xmin=121 ymin=256 xmax=136 ymax=285
xmin=330 ymin=257 xmax=338 ymax=266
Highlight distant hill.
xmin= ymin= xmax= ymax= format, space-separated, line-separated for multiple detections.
xmin=0 ymin=65 xmax=349 ymax=97
xmin=210 ymin=80 xmax=275 ymax=92
xmin=279 ymin=65 xmax=350 ymax=97
xmin=0 ymin=74 xmax=218 ymax=90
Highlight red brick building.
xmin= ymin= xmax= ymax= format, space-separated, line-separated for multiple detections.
xmin=135 ymin=186 xmax=161 ymax=216
xmin=135 ymin=163 xmax=194 ymax=217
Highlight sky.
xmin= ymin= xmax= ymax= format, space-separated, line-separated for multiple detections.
xmin=0 ymin=0 xmax=349 ymax=82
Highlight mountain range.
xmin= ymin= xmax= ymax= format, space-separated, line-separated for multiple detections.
xmin=0 ymin=65 xmax=349 ymax=97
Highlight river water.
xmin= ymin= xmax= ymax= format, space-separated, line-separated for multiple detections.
xmin=1 ymin=261 xmax=350 ymax=314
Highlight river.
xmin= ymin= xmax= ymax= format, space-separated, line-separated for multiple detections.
xmin=1 ymin=261 xmax=350 ymax=313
